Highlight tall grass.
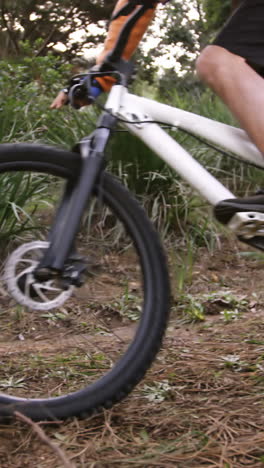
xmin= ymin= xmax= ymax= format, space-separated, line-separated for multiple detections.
xmin=0 ymin=172 xmax=54 ymax=244
xmin=0 ymin=56 xmax=262 ymax=246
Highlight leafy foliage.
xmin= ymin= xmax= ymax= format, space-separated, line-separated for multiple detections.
xmin=202 ymin=0 xmax=233 ymax=39
xmin=136 ymin=0 xmax=206 ymax=82
xmin=0 ymin=52 xmax=77 ymax=240
xmin=0 ymin=0 xmax=115 ymax=59
xmin=0 ymin=52 xmax=71 ymax=142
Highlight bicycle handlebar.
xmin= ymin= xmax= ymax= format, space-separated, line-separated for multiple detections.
xmin=67 ymin=73 xmax=103 ymax=109
xmin=67 ymin=59 xmax=135 ymax=108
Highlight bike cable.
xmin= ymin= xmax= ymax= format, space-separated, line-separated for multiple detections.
xmin=96 ymin=102 xmax=264 ymax=171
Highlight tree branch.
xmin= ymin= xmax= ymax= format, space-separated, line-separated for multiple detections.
xmin=1 ymin=1 xmax=20 ymax=55
xmin=35 ymin=5 xmax=75 ymax=56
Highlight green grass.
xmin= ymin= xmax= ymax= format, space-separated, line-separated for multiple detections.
xmin=0 ymin=59 xmax=262 ymax=252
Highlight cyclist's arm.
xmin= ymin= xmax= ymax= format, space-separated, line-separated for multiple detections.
xmin=96 ymin=0 xmax=158 ymax=92
xmin=51 ymin=0 xmax=158 ymax=108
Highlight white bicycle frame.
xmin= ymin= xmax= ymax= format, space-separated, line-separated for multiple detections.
xmin=106 ymin=85 xmax=264 ymax=205
xmin=105 ymin=85 xmax=264 ymax=238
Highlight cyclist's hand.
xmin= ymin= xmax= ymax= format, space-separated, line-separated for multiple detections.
xmin=50 ymin=90 xmax=69 ymax=109
xmin=50 ymin=90 xmax=91 ymax=109
xmin=50 ymin=77 xmax=103 ymax=110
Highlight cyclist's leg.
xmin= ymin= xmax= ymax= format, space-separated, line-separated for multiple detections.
xmin=196 ymin=46 xmax=264 ymax=156
xmin=196 ymin=0 xmax=264 ymax=158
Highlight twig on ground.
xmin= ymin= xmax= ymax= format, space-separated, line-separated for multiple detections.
xmin=14 ymin=411 xmax=75 ymax=468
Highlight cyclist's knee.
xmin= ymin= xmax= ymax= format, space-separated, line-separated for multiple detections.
xmin=196 ymin=45 xmax=233 ymax=87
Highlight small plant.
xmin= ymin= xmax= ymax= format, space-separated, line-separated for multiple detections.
xmin=174 ymin=289 xmax=249 ymax=323
xmin=220 ymin=308 xmax=240 ymax=323
xmin=175 ymin=293 xmax=205 ymax=322
xmin=0 ymin=376 xmax=26 ymax=389
xmin=112 ymin=288 xmax=142 ymax=321
xmin=199 ymin=290 xmax=248 ymax=318
xmin=41 ymin=311 xmax=69 ymax=323
xmin=201 ymin=290 xmax=248 ymax=307
xmin=220 ymin=354 xmax=247 ymax=372
xmin=142 ymin=379 xmax=172 ymax=402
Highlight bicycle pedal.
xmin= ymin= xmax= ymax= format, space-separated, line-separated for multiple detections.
xmin=214 ymin=195 xmax=264 ymax=252
xmin=214 ymin=194 xmax=264 ymax=225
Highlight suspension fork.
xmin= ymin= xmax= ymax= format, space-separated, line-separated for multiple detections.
xmin=35 ymin=113 xmax=116 ymax=276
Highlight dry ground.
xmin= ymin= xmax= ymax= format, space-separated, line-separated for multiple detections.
xmin=0 ymin=238 xmax=263 ymax=468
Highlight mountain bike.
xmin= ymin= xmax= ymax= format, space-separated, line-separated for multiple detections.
xmin=1 ymin=5 xmax=263 ymax=422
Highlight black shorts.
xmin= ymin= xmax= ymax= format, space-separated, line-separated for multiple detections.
xmin=213 ymin=0 xmax=264 ymax=75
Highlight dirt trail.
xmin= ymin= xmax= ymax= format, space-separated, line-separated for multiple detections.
xmin=0 ymin=325 xmax=136 ymax=355
xmin=0 ymin=239 xmax=263 ymax=467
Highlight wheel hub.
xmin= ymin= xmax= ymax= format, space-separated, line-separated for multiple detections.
xmin=4 ymin=241 xmax=74 ymax=310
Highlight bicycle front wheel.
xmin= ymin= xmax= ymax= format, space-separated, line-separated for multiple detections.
xmin=0 ymin=143 xmax=170 ymax=420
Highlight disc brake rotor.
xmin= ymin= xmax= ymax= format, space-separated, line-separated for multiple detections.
xmin=4 ymin=241 xmax=74 ymax=310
